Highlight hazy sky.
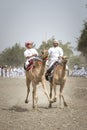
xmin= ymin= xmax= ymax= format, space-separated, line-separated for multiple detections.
xmin=0 ymin=0 xmax=87 ymax=52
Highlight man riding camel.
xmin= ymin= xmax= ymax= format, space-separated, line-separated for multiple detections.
xmin=24 ymin=41 xmax=39 ymax=70
xmin=45 ymin=39 xmax=64 ymax=81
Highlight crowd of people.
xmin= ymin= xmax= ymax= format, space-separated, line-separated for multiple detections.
xmin=70 ymin=64 xmax=87 ymax=78
xmin=0 ymin=65 xmax=25 ymax=78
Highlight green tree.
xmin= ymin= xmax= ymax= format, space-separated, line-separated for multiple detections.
xmin=59 ymin=42 xmax=73 ymax=57
xmin=77 ymin=21 xmax=87 ymax=62
xmin=37 ymin=37 xmax=54 ymax=53
xmin=69 ymin=55 xmax=82 ymax=69
xmin=38 ymin=37 xmax=73 ymax=58
xmin=0 ymin=43 xmax=25 ymax=66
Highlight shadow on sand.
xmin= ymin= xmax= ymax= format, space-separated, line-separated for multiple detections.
xmin=2 ymin=105 xmax=29 ymax=112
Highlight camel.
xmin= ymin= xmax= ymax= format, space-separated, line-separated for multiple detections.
xmin=48 ymin=56 xmax=68 ymax=108
xmin=25 ymin=50 xmax=50 ymax=109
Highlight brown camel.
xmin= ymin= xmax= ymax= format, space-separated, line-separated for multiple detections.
xmin=25 ymin=50 xmax=50 ymax=109
xmin=48 ymin=56 xmax=68 ymax=108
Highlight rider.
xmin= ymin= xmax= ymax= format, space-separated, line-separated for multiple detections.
xmin=45 ymin=39 xmax=64 ymax=80
xmin=24 ymin=41 xmax=39 ymax=70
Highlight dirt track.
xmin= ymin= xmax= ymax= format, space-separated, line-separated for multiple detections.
xmin=0 ymin=76 xmax=87 ymax=130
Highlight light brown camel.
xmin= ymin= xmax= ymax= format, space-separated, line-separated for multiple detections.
xmin=48 ymin=56 xmax=68 ymax=108
xmin=25 ymin=50 xmax=50 ymax=109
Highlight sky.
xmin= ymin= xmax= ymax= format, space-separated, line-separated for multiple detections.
xmin=0 ymin=0 xmax=87 ymax=52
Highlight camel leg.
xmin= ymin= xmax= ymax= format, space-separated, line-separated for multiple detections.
xmin=49 ymin=83 xmax=53 ymax=108
xmin=62 ymin=95 xmax=68 ymax=107
xmin=59 ymin=84 xmax=64 ymax=107
xmin=32 ymin=84 xmax=38 ymax=110
xmin=41 ymin=77 xmax=50 ymax=102
xmin=25 ymin=78 xmax=30 ymax=103
xmin=52 ymin=85 xmax=57 ymax=103
xmin=50 ymin=85 xmax=57 ymax=103
xmin=59 ymin=83 xmax=67 ymax=107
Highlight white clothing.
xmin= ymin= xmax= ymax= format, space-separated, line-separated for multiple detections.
xmin=47 ymin=46 xmax=63 ymax=68
xmin=24 ymin=48 xmax=39 ymax=68
xmin=24 ymin=48 xmax=38 ymax=59
xmin=24 ymin=48 xmax=38 ymax=61
xmin=73 ymin=64 xmax=78 ymax=70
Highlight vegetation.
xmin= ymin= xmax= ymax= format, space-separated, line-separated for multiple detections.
xmin=0 ymin=43 xmax=25 ymax=67
xmin=38 ymin=37 xmax=73 ymax=57
xmin=77 ymin=21 xmax=87 ymax=63
xmin=0 ymin=37 xmax=85 ymax=69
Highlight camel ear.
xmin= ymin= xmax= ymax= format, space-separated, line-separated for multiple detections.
xmin=41 ymin=50 xmax=45 ymax=55
xmin=62 ymin=56 xmax=68 ymax=59
xmin=41 ymin=51 xmax=44 ymax=54
xmin=41 ymin=50 xmax=48 ymax=54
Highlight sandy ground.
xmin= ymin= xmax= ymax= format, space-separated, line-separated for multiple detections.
xmin=0 ymin=76 xmax=87 ymax=130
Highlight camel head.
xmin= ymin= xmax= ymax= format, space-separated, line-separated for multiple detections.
xmin=41 ymin=50 xmax=48 ymax=61
xmin=62 ymin=56 xmax=68 ymax=64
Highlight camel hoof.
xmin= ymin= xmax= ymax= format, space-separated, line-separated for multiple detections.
xmin=53 ymin=97 xmax=57 ymax=102
xmin=33 ymin=105 xmax=35 ymax=108
xmin=33 ymin=105 xmax=38 ymax=110
xmin=48 ymin=103 xmax=52 ymax=108
xmin=50 ymin=97 xmax=57 ymax=103
xmin=50 ymin=100 xmax=54 ymax=103
xmin=64 ymin=102 xmax=68 ymax=107
xmin=50 ymin=98 xmax=54 ymax=103
xmin=25 ymin=99 xmax=29 ymax=103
